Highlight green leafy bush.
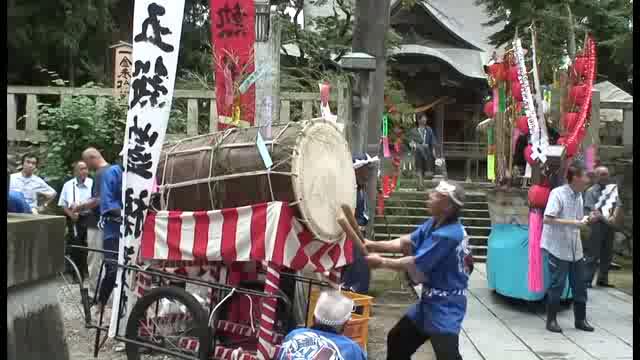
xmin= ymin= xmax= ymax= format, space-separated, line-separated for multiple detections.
xmin=37 ymin=84 xmax=186 ymax=190
xmin=37 ymin=89 xmax=128 ymax=189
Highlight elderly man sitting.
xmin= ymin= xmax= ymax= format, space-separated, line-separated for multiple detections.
xmin=277 ymin=290 xmax=366 ymax=360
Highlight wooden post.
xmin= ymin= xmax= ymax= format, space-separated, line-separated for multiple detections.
xmin=280 ymin=101 xmax=291 ymax=123
xmin=7 ymin=94 xmax=17 ymax=141
xmin=623 ymin=107 xmax=633 ymax=156
xmin=254 ymin=8 xmax=281 ymax=130
xmin=25 ymin=94 xmax=38 ymax=133
xmin=187 ymin=99 xmax=199 ymax=136
xmin=301 ymin=100 xmax=313 ymax=120
xmin=209 ymin=100 xmax=219 ymax=132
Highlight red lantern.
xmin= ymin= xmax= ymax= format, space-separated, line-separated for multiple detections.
xmin=528 ymin=184 xmax=551 ymax=209
xmin=508 ymin=66 xmax=519 ymax=82
xmin=569 ymin=84 xmax=589 ymax=106
xmin=487 ymin=63 xmax=506 ymax=81
xmin=511 ymin=81 xmax=523 ymax=101
xmin=574 ymin=56 xmax=587 ymax=76
xmin=562 ymin=112 xmax=579 ymax=132
xmin=516 ymin=116 xmax=529 ymax=134
xmin=524 ymin=144 xmax=536 ymax=165
xmin=484 ymin=99 xmax=496 ymax=118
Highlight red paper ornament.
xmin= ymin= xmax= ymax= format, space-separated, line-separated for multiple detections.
xmin=562 ymin=112 xmax=579 ymax=133
xmin=484 ymin=99 xmax=496 ymax=118
xmin=574 ymin=56 xmax=587 ymax=77
xmin=514 ymin=102 xmax=523 ymax=114
xmin=569 ymin=84 xmax=589 ymax=106
xmin=508 ymin=66 xmax=519 ymax=82
xmin=487 ymin=63 xmax=506 ymax=82
xmin=528 ymin=184 xmax=551 ymax=209
xmin=511 ymin=81 xmax=523 ymax=101
xmin=516 ymin=116 xmax=529 ymax=134
xmin=524 ymin=144 xmax=536 ymax=165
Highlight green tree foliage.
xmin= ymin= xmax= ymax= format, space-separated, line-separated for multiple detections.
xmin=474 ymin=0 xmax=633 ymax=93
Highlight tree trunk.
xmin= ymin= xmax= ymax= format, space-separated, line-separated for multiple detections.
xmin=351 ymin=0 xmax=391 ymax=236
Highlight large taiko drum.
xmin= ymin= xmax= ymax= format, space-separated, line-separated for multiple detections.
xmin=157 ymin=120 xmax=356 ymax=243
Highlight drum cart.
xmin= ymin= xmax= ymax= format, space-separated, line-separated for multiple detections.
xmin=70 ymin=201 xmax=354 ymax=360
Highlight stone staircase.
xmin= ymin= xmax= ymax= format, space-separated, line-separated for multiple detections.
xmin=374 ymin=179 xmax=491 ymax=262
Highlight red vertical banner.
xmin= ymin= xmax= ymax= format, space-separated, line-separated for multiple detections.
xmin=210 ymin=0 xmax=256 ymax=130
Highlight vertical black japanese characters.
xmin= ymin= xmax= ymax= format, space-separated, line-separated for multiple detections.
xmin=109 ymin=0 xmax=185 ymax=338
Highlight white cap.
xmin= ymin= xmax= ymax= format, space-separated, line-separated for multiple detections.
xmin=313 ymin=290 xmax=354 ymax=327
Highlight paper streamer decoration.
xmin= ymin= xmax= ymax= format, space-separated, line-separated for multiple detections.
xmin=111 ymin=0 xmax=186 ymax=337
xmin=256 ymin=132 xmax=273 ymax=168
xmin=211 ymin=0 xmax=256 ymax=129
xmin=564 ymin=36 xmax=597 ymax=157
xmin=584 ymin=145 xmax=595 ymax=171
xmin=492 ymin=88 xmax=499 ymax=115
xmin=513 ymin=38 xmax=548 ymax=164
xmin=530 ymin=27 xmax=549 ymax=151
xmin=319 ymin=82 xmax=337 ymax=122
xmin=487 ymin=154 xmax=496 ymax=180
xmin=382 ymin=114 xmax=390 ymax=158
xmin=498 ymin=84 xmax=507 ymax=113
xmin=528 ymin=209 xmax=544 ymax=292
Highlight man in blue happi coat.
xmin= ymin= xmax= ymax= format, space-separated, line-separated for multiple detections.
xmin=95 ymin=163 xmax=124 ymax=315
xmin=365 ymin=180 xmax=468 ymax=360
xmin=342 ymin=153 xmax=379 ymax=294
xmin=277 ymin=290 xmax=366 ymax=360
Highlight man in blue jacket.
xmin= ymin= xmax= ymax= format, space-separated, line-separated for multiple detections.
xmin=342 ymin=153 xmax=378 ymax=294
xmin=95 ymin=163 xmax=123 ymax=315
xmin=365 ymin=180 xmax=468 ymax=360
xmin=277 ymin=290 xmax=366 ymax=360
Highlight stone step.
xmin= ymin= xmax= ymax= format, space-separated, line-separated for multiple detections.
xmin=380 ymin=199 xmax=490 ymax=210
xmin=389 ymin=190 xmax=487 ymax=203
xmin=376 ymin=214 xmax=490 ymax=225
xmin=375 ymin=223 xmax=491 ymax=237
xmin=396 ymin=179 xmax=495 ymax=189
xmin=374 ymin=232 xmax=489 ymax=243
xmin=380 ymin=204 xmax=489 ymax=215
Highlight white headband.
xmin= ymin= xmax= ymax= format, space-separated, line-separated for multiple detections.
xmin=435 ymin=180 xmax=464 ymax=207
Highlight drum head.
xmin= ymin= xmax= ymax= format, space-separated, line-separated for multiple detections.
xmin=291 ymin=120 xmax=357 ymax=243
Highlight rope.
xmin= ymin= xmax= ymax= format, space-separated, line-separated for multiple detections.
xmin=208 ymin=287 xmax=236 ymax=327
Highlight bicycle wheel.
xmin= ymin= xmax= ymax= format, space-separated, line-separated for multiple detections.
xmin=125 ymin=286 xmax=211 ymax=360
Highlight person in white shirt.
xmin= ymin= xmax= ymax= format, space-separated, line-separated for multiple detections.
xmin=58 ymin=161 xmax=94 ymax=281
xmin=9 ymin=153 xmax=57 ymax=212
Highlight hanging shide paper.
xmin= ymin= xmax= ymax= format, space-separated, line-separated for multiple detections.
xmin=530 ymin=26 xmax=549 ymax=149
xmin=211 ymin=0 xmax=256 ymax=130
xmin=513 ymin=38 xmax=548 ymax=163
xmin=110 ymin=0 xmax=186 ymax=337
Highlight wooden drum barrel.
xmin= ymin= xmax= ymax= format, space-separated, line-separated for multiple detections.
xmin=157 ymin=120 xmax=356 ymax=243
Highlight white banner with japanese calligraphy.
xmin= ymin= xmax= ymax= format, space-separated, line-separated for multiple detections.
xmin=109 ymin=0 xmax=185 ymax=337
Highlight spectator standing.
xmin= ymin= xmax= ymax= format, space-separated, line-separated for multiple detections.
xmin=77 ymin=148 xmax=111 ymax=294
xmin=583 ymin=166 xmax=623 ymax=288
xmin=9 ymin=153 xmax=56 ymax=213
xmin=58 ymin=161 xmax=93 ymax=281
xmin=409 ymin=114 xmax=438 ymax=190
xmin=541 ymin=162 xmax=595 ymax=333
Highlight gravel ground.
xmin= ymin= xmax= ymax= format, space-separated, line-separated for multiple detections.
xmin=56 ymin=277 xmax=126 ymax=360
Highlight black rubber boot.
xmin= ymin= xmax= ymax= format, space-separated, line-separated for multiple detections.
xmin=574 ymin=302 xmax=595 ymax=332
xmin=546 ymin=303 xmax=563 ymax=333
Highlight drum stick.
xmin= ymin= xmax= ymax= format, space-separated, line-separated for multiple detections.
xmin=340 ymin=204 xmax=365 ymax=241
xmin=337 ymin=217 xmax=369 ymax=256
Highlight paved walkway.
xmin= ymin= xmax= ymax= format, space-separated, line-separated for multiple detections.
xmin=368 ymin=264 xmax=633 ymax=360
